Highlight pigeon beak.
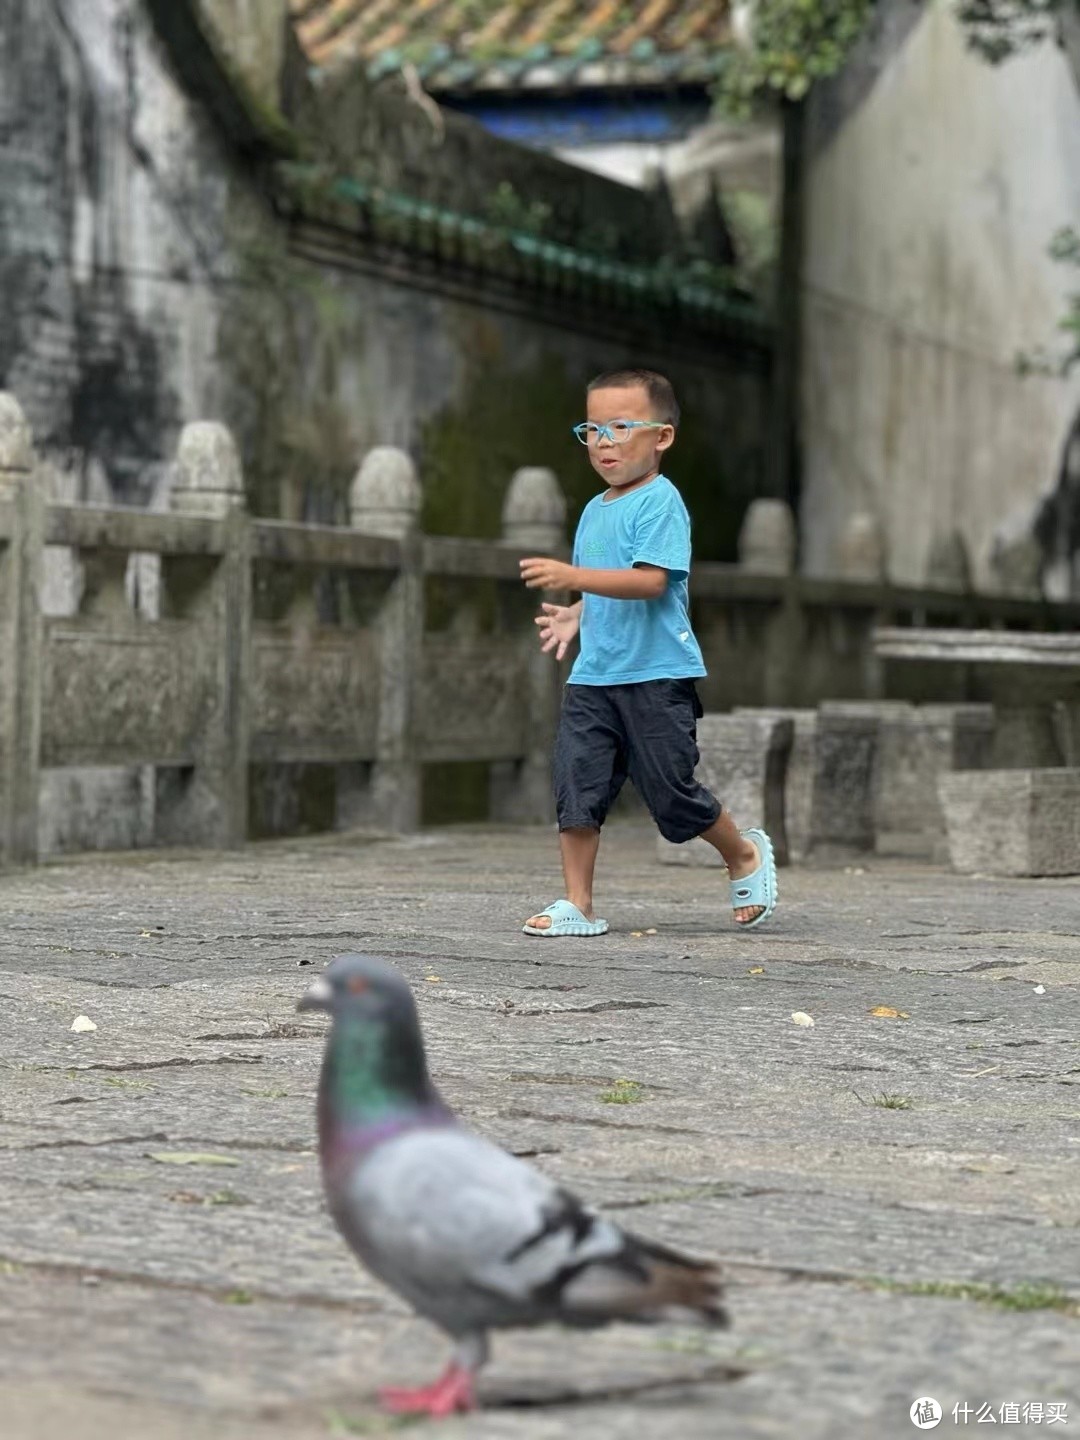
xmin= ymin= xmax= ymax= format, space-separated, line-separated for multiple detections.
xmin=297 ymin=974 xmax=333 ymax=1013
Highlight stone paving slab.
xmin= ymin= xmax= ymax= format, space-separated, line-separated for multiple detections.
xmin=1 ymin=822 xmax=1078 ymax=1438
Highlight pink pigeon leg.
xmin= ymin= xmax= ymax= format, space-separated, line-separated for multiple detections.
xmin=378 ymin=1362 xmax=476 ymax=1416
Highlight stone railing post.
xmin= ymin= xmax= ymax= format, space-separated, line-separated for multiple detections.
xmin=345 ymin=446 xmax=423 ymax=831
xmin=0 ymin=394 xmax=43 ymax=866
xmin=737 ymin=498 xmax=797 ymax=576
xmin=737 ymin=497 xmax=803 ymax=706
xmin=835 ymin=512 xmax=887 ymax=583
xmin=492 ymin=466 xmax=567 ymax=824
xmin=156 ymin=421 xmax=250 ymax=848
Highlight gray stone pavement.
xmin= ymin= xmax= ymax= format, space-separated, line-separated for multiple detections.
xmin=1 ymin=820 xmax=1078 ymax=1439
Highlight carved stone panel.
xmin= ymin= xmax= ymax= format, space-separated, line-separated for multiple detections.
xmin=42 ymin=619 xmax=209 ymax=767
xmin=419 ymin=636 xmax=527 ymax=762
xmin=251 ymin=625 xmax=378 ymax=762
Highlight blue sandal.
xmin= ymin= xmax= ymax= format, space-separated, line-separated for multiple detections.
xmin=523 ymin=900 xmax=610 ymax=937
xmin=730 ymin=828 xmax=777 ymax=928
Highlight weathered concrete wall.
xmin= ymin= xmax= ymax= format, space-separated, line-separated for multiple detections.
xmin=0 ymin=0 xmax=224 ymax=503
xmin=197 ymin=0 xmax=289 ymax=105
xmin=801 ymin=0 xmax=1080 ymax=592
xmin=0 ymin=0 xmax=770 ymax=561
xmin=216 ymin=228 xmax=768 ymax=550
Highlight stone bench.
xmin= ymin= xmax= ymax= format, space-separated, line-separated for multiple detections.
xmin=938 ymin=769 xmax=1080 ymax=876
xmin=735 ymin=707 xmax=817 ymax=862
xmin=657 ymin=701 xmax=996 ymax=870
xmin=810 ymin=701 xmax=996 ymax=860
xmin=873 ymin=702 xmax=993 ymax=861
xmin=874 ymin=627 xmax=1080 ymax=768
xmin=806 ymin=702 xmax=888 ymax=856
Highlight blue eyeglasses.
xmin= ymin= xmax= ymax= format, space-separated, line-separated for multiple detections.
xmin=572 ymin=420 xmax=667 ymax=446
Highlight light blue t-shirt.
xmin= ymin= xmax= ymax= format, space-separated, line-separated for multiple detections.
xmin=568 ymin=475 xmax=707 ymax=686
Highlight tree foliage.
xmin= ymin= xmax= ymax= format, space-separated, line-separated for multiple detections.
xmin=955 ymin=0 xmax=1076 ymax=63
xmin=714 ymin=0 xmax=1078 ymax=111
xmin=715 ymin=0 xmax=873 ymax=112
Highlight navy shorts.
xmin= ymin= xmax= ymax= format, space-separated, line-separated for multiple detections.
xmin=552 ymin=680 xmax=722 ymax=844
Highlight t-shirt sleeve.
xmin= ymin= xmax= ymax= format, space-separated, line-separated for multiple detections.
xmin=631 ymin=490 xmax=691 ymax=580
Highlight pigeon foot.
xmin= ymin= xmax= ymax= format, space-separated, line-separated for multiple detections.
xmin=378 ymin=1363 xmax=476 ymax=1416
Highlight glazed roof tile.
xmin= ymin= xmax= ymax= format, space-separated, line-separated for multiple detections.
xmin=289 ymin=0 xmax=733 ymax=91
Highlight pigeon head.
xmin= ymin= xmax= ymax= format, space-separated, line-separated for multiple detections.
xmin=298 ymin=953 xmax=418 ymax=1024
xmin=299 ymin=955 xmax=446 ymax=1136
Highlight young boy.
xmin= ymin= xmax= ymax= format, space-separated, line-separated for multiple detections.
xmin=518 ymin=368 xmax=777 ymax=937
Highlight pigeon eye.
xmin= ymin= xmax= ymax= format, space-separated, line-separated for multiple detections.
xmin=346 ymin=977 xmax=368 ymax=995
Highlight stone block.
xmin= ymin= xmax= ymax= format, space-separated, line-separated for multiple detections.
xmin=874 ymin=703 xmax=994 ymax=860
xmin=808 ymin=703 xmax=892 ymax=854
xmin=38 ymin=767 xmax=153 ymax=856
xmin=938 ymin=769 xmax=1080 ymax=876
xmin=657 ymin=713 xmax=792 ymax=868
xmin=735 ymin=707 xmax=817 ymax=861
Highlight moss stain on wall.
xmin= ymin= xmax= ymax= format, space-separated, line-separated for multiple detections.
xmin=216 ymin=213 xmax=365 ymax=521
xmin=419 ymin=345 xmax=754 ymax=561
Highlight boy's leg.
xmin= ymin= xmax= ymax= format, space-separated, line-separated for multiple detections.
xmin=524 ymin=686 xmax=625 ymax=931
xmin=525 ymin=826 xmax=601 ymax=930
xmin=621 ymin=681 xmax=766 ymax=925
xmin=550 ymin=826 xmax=602 ymax=921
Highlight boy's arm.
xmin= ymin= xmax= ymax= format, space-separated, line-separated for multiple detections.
xmin=519 ymin=557 xmax=667 ymax=599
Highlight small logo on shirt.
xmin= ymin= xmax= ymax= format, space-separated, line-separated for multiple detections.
xmin=679 ymin=631 xmax=690 ymax=643
xmin=582 ymin=540 xmax=606 ymax=558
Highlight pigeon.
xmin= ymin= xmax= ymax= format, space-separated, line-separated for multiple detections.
xmin=298 ymin=953 xmax=726 ymax=1417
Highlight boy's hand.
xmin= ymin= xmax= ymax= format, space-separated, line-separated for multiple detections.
xmin=534 ymin=602 xmax=580 ymax=660
xmin=520 ymin=556 xmax=577 ymax=591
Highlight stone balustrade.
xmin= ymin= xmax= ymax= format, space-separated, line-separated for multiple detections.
xmin=3 ymin=399 xmax=1080 ymax=865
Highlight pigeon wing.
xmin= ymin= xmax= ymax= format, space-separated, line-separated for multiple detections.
xmin=339 ymin=1128 xmax=724 ymax=1332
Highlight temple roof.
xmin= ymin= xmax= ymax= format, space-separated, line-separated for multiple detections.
xmin=289 ymin=0 xmax=733 ymax=93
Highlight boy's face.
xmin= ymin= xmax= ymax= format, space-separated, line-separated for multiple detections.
xmin=583 ymin=384 xmax=674 ymax=492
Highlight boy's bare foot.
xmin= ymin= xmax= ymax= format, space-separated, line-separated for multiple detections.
xmin=727 ymin=839 xmax=765 ymax=925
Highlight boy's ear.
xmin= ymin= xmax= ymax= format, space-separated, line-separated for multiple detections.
xmin=657 ymin=424 xmax=676 ymax=453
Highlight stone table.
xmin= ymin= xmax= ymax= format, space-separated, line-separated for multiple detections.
xmin=873 ymin=627 xmax=1080 ymax=767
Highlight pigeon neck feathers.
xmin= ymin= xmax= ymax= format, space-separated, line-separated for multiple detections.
xmin=318 ymin=1010 xmax=451 ymax=1161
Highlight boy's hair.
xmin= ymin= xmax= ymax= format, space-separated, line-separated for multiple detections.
xmin=587 ymin=369 xmax=680 ymax=428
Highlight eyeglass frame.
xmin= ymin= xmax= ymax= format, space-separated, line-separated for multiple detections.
xmin=571 ymin=419 xmax=669 ymax=446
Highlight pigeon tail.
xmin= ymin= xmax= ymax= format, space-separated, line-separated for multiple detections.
xmin=556 ymin=1230 xmax=728 ymax=1329
xmin=626 ymin=1240 xmax=728 ymax=1326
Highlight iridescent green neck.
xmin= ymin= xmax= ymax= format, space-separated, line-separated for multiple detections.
xmin=322 ymin=1012 xmax=437 ymax=1129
